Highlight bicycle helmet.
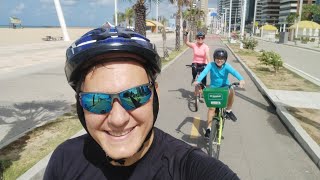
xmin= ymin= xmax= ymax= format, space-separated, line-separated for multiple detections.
xmin=64 ymin=27 xmax=161 ymax=164
xmin=213 ymin=48 xmax=228 ymax=61
xmin=196 ymin=31 xmax=205 ymax=38
xmin=66 ymin=27 xmax=161 ymax=90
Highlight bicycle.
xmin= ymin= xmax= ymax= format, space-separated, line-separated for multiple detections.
xmin=186 ymin=64 xmax=205 ymax=111
xmin=202 ymin=82 xmax=240 ymax=159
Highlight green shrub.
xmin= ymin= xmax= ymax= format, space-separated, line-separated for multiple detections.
xmin=242 ymin=38 xmax=258 ymax=50
xmin=258 ymin=50 xmax=283 ymax=74
xmin=310 ymin=38 xmax=316 ymax=42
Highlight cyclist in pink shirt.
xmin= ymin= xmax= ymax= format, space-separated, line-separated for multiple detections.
xmin=183 ymin=31 xmax=210 ymax=88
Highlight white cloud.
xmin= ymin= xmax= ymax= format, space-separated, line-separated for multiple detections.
xmin=89 ymin=0 xmax=113 ymax=6
xmin=40 ymin=0 xmax=79 ymax=6
xmin=11 ymin=3 xmax=25 ymax=14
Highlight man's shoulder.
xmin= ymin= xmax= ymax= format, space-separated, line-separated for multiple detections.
xmin=153 ymin=128 xmax=195 ymax=155
xmin=54 ymin=134 xmax=88 ymax=154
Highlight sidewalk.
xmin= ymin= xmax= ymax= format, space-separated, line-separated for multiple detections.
xmin=224 ymin=39 xmax=320 ymax=169
xmin=254 ymin=36 xmax=320 ymax=53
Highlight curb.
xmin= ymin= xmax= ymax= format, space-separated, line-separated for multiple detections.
xmin=16 ymin=47 xmax=191 ymax=180
xmin=225 ymin=43 xmax=320 ymax=169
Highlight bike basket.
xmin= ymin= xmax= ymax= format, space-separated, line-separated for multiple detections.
xmin=203 ymin=87 xmax=229 ymax=108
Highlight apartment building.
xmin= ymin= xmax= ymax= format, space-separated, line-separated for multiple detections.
xmin=279 ymin=0 xmax=316 ymax=25
xmin=260 ymin=0 xmax=281 ymax=25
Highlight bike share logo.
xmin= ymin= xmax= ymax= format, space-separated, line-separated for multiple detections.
xmin=208 ymin=93 xmax=223 ymax=105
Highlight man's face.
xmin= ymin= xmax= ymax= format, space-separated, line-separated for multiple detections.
xmin=82 ymin=60 xmax=154 ymax=160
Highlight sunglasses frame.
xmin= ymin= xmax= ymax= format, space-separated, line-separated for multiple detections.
xmin=79 ymin=82 xmax=153 ymax=114
xmin=197 ymin=36 xmax=204 ymax=40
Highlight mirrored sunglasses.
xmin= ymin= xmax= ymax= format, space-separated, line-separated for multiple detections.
xmin=79 ymin=83 xmax=153 ymax=114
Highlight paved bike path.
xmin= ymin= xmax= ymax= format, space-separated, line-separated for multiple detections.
xmin=156 ymin=34 xmax=320 ymax=179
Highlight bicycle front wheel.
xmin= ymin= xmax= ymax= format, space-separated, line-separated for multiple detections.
xmin=208 ymin=117 xmax=220 ymax=158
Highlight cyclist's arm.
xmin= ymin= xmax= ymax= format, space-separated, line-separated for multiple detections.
xmin=205 ymin=45 xmax=210 ymax=64
xmin=227 ymin=64 xmax=244 ymax=81
xmin=183 ymin=32 xmax=193 ymax=48
xmin=196 ymin=63 xmax=212 ymax=83
xmin=227 ymin=64 xmax=245 ymax=88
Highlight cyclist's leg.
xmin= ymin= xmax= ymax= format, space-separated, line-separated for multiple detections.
xmin=226 ymin=88 xmax=235 ymax=110
xmin=191 ymin=63 xmax=197 ymax=82
xmin=226 ymin=88 xmax=237 ymax=121
xmin=205 ymin=107 xmax=215 ymax=138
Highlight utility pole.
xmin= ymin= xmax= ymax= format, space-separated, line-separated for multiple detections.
xmin=234 ymin=8 xmax=237 ymax=32
xmin=53 ymin=0 xmax=70 ymax=41
xmin=228 ymin=0 xmax=233 ymax=38
xmin=240 ymin=0 xmax=247 ymax=49
xmin=156 ymin=0 xmax=159 ymax=21
xmin=223 ymin=8 xmax=229 ymax=37
xmin=252 ymin=0 xmax=257 ymax=34
xmin=295 ymin=0 xmax=303 ymax=38
xmin=115 ymin=0 xmax=118 ymax=26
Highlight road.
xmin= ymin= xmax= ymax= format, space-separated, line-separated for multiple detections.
xmin=1 ymin=33 xmax=319 ymax=179
xmin=0 ymin=32 xmax=177 ymax=148
xmin=256 ymin=40 xmax=320 ymax=81
xmin=156 ymin=35 xmax=320 ymax=179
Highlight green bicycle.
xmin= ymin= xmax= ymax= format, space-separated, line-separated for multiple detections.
xmin=203 ymin=82 xmax=239 ymax=159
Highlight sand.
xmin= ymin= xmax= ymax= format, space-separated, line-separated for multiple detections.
xmin=0 ymin=27 xmax=93 ymax=45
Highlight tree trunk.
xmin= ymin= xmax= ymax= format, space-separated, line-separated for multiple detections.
xmin=175 ymin=6 xmax=181 ymax=51
xmin=133 ymin=2 xmax=146 ymax=36
xmin=162 ymin=25 xmax=169 ymax=60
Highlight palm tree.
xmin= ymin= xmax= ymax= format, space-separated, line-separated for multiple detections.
xmin=183 ymin=7 xmax=205 ymax=41
xmin=160 ymin=17 xmax=169 ymax=60
xmin=124 ymin=8 xmax=134 ymax=28
xmin=168 ymin=0 xmax=190 ymax=51
xmin=126 ymin=0 xmax=158 ymax=36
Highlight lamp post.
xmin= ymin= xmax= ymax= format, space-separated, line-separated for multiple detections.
xmin=53 ymin=0 xmax=70 ymax=41
xmin=223 ymin=8 xmax=229 ymax=37
xmin=252 ymin=0 xmax=257 ymax=35
xmin=240 ymin=0 xmax=247 ymax=49
xmin=228 ymin=0 xmax=233 ymax=38
xmin=115 ymin=0 xmax=118 ymax=26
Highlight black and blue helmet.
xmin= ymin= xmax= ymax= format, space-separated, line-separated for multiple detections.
xmin=65 ymin=27 xmax=161 ymax=90
xmin=196 ymin=31 xmax=205 ymax=38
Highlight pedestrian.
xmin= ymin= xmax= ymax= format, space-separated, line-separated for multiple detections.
xmin=44 ymin=27 xmax=239 ymax=180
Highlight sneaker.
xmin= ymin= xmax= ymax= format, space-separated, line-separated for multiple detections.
xmin=226 ymin=111 xmax=237 ymax=122
xmin=204 ymin=128 xmax=211 ymax=139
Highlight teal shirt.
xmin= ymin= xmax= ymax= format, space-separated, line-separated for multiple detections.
xmin=196 ymin=62 xmax=244 ymax=88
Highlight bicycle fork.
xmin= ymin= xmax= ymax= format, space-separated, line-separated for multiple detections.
xmin=217 ymin=116 xmax=223 ymax=145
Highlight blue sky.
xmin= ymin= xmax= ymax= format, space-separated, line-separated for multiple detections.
xmin=0 ymin=0 xmax=216 ymax=27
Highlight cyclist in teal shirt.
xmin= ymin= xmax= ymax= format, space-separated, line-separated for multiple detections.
xmin=194 ymin=48 xmax=245 ymax=138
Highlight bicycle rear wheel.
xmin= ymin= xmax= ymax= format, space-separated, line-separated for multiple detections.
xmin=208 ymin=117 xmax=220 ymax=158
xmin=194 ymin=86 xmax=199 ymax=111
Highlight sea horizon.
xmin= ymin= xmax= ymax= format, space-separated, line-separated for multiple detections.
xmin=0 ymin=24 xmax=96 ymax=29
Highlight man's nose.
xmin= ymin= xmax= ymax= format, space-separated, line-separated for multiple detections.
xmin=107 ymin=99 xmax=130 ymax=128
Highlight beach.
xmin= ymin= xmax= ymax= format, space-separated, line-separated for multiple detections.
xmin=0 ymin=27 xmax=93 ymax=45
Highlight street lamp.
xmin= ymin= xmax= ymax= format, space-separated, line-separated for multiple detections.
xmin=115 ymin=0 xmax=118 ymax=26
xmin=223 ymin=8 xmax=229 ymax=37
xmin=228 ymin=0 xmax=233 ymax=38
xmin=240 ymin=0 xmax=247 ymax=49
xmin=53 ymin=0 xmax=70 ymax=41
xmin=252 ymin=0 xmax=257 ymax=35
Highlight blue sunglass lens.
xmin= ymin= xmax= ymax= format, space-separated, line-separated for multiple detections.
xmin=80 ymin=93 xmax=112 ymax=114
xmin=120 ymin=85 xmax=152 ymax=110
xmin=79 ymin=84 xmax=152 ymax=114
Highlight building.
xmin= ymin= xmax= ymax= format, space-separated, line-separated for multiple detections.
xmin=260 ymin=0 xmax=280 ymax=25
xmin=279 ymin=0 xmax=316 ymax=25
xmin=217 ymin=0 xmax=243 ymax=29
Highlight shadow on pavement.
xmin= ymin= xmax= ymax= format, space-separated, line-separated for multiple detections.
xmin=175 ymin=116 xmax=211 ymax=154
xmin=168 ymin=88 xmax=199 ymax=112
xmin=0 ymin=100 xmax=70 ymax=148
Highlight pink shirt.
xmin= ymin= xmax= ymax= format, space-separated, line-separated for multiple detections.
xmin=191 ymin=43 xmax=209 ymax=64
